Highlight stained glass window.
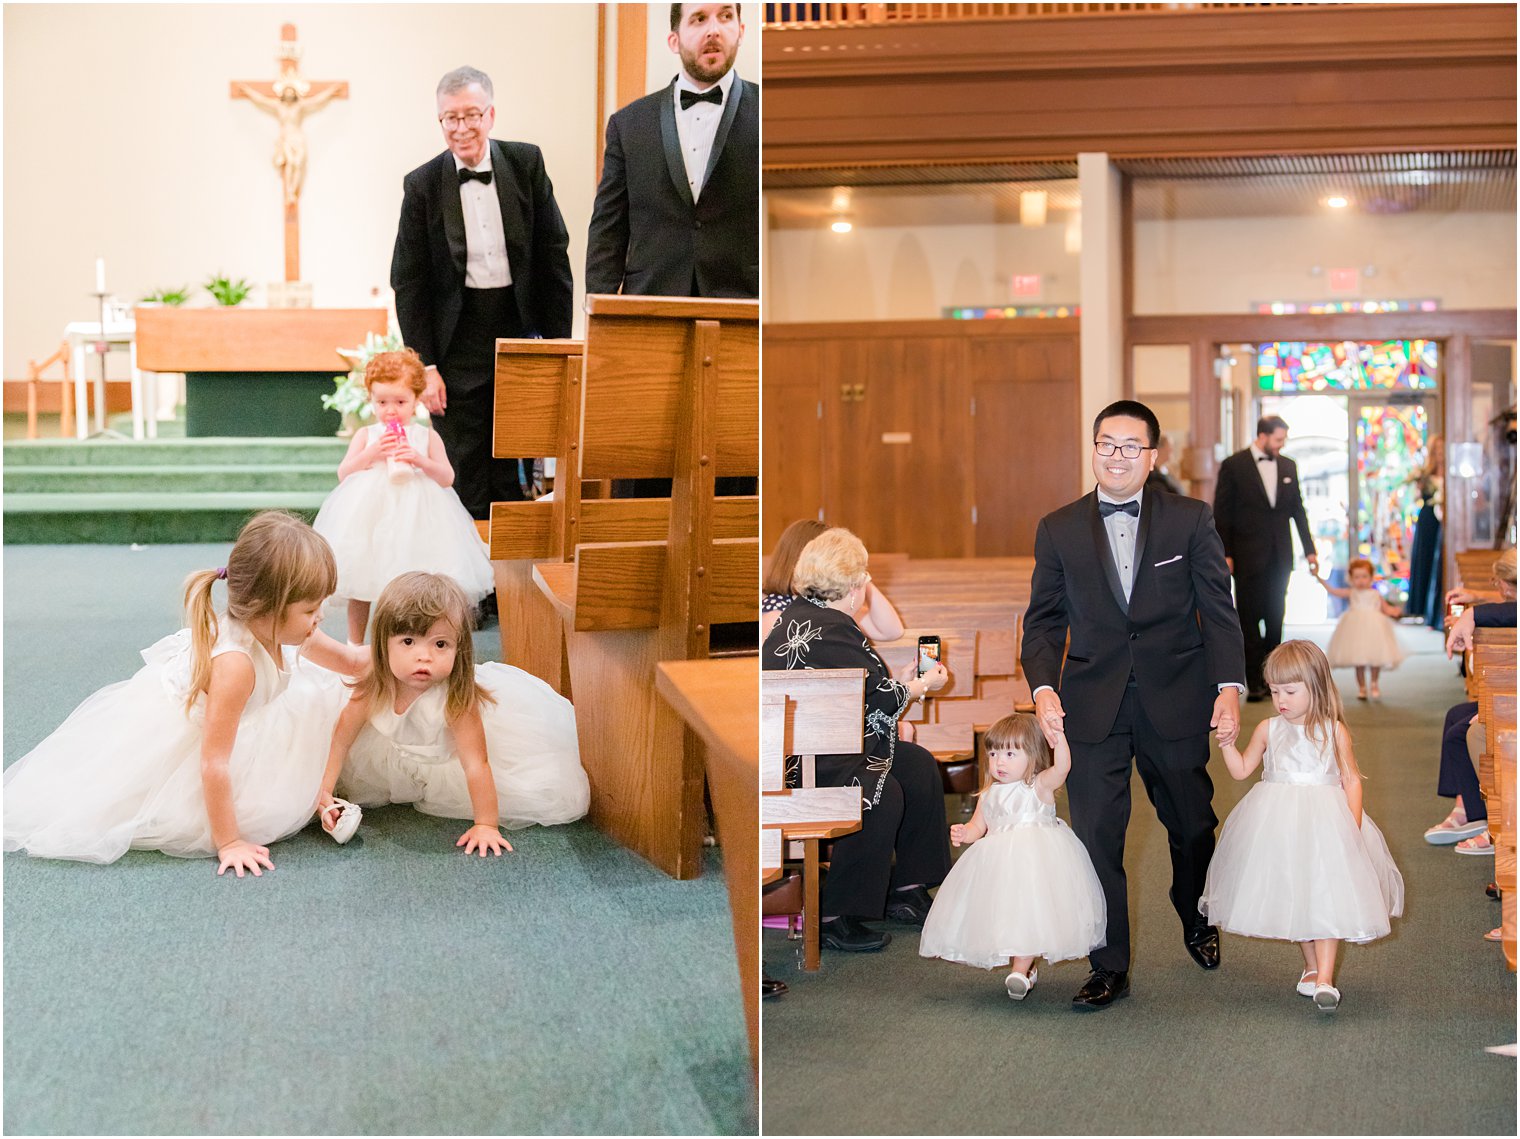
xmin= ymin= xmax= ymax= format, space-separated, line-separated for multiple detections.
xmin=1257 ymin=340 xmax=1439 ymax=392
xmin=1354 ymin=404 xmax=1429 ymax=604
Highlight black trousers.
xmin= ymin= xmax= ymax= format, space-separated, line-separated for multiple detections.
xmin=822 ymin=739 xmax=951 ymax=919
xmin=1437 ymin=701 xmax=1484 ymax=822
xmin=1066 ymin=684 xmax=1216 ymax=973
xmin=1235 ymin=566 xmax=1290 ymax=693
xmin=437 ymin=286 xmax=526 ymax=520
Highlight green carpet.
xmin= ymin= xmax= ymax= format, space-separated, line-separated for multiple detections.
xmin=4 ymin=543 xmax=755 ymax=1136
xmin=762 ymin=623 xmax=1516 ymax=1135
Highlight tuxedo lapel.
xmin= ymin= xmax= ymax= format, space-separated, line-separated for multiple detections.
xmin=658 ymin=83 xmax=697 ymax=208
xmin=490 ymin=140 xmax=529 ymax=284
xmin=702 ymin=77 xmax=743 ymax=187
xmin=1087 ymin=494 xmax=1129 ymax=616
xmin=440 ymin=158 xmax=467 ymax=277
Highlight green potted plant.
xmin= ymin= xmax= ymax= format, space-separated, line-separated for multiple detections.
xmin=204 ymin=273 xmax=254 ymax=306
xmin=322 ymin=329 xmax=406 ymax=435
xmin=139 ymin=285 xmax=193 ymax=306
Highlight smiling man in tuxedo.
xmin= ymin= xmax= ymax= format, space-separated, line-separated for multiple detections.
xmin=1212 ymin=415 xmax=1318 ymax=701
xmin=585 ymin=3 xmax=758 ymax=299
xmin=1022 ymin=400 xmax=1246 ymax=1010
xmin=391 ymin=66 xmax=573 ymax=520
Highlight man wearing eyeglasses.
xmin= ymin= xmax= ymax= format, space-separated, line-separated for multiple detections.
xmin=1212 ymin=415 xmax=1318 ymax=701
xmin=391 ymin=66 xmax=573 ymax=520
xmin=585 ymin=4 xmax=757 ymax=299
xmin=1023 ymin=400 xmax=1245 ymax=1011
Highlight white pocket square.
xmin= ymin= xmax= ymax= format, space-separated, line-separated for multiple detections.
xmin=1153 ymin=555 xmax=1183 ymax=567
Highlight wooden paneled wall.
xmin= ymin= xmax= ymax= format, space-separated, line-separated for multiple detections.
xmin=762 ymin=4 xmax=1515 ymax=166
xmin=763 ymin=319 xmax=1080 ymax=557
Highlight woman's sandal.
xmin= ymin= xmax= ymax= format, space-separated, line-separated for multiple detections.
xmin=1005 ymin=966 xmax=1038 ymax=1001
xmin=1484 ymin=927 xmax=1503 ymax=942
xmin=1296 ymin=969 xmax=1317 ymax=997
xmin=1425 ymin=812 xmax=1487 ymax=844
xmin=1455 ymin=832 xmax=1494 ymax=856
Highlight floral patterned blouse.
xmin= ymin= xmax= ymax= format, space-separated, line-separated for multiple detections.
xmin=760 ymin=594 xmax=912 ymax=809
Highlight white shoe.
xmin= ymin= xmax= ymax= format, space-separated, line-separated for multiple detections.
xmin=327 ymin=798 xmax=362 ymax=844
xmin=1296 ymin=970 xmax=1317 ymax=997
xmin=1312 ymin=983 xmax=1341 ymax=1012
xmin=1005 ymin=966 xmax=1037 ymax=1001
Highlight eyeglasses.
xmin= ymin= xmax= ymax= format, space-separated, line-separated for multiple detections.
xmin=1094 ymin=441 xmax=1156 ymax=459
xmin=439 ymin=109 xmax=489 ymax=130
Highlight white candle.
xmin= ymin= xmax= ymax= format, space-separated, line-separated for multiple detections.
xmin=95 ymin=258 xmax=105 ymax=294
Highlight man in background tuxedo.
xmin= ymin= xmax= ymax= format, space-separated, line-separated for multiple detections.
xmin=1023 ymin=400 xmax=1245 ymax=1009
xmin=585 ymin=3 xmax=758 ymax=299
xmin=391 ymin=66 xmax=574 ymax=520
xmin=1213 ymin=415 xmax=1318 ymax=700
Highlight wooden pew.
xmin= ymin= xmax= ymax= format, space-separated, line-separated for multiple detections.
xmin=1496 ymin=729 xmax=1517 ymax=970
xmin=532 ymin=295 xmax=758 ymax=880
xmin=760 ymin=667 xmax=865 ymax=972
xmin=655 ymin=657 xmax=759 ymax=1071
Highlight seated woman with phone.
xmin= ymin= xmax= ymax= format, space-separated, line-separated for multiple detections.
xmin=761 ymin=527 xmax=952 ymax=952
xmin=761 ymin=519 xmax=905 ymax=643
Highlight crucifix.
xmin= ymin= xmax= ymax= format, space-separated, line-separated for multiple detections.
xmin=230 ymin=24 xmax=348 ymax=282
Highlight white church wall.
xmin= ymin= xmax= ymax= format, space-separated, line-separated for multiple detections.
xmin=766 ymin=209 xmax=1515 ymax=324
xmin=3 ymin=3 xmax=602 ymax=382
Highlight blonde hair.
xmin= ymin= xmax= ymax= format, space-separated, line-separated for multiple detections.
xmin=763 ymin=519 xmax=828 ymax=596
xmin=349 ymin=572 xmax=493 ymax=722
xmin=182 ymin=511 xmax=338 ymax=711
xmin=978 ymin=712 xmax=1053 ymax=793
xmin=1493 ymin=547 xmax=1517 ymax=587
xmin=793 ymin=528 xmax=868 ymax=603
xmin=364 ymin=348 xmax=426 ymax=396
xmin=1262 ymin=640 xmax=1353 ymax=778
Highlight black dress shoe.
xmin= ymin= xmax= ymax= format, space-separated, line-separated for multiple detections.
xmin=883 ymin=884 xmax=933 ymax=925
xmin=1185 ymin=924 xmax=1221 ymax=969
xmin=1071 ymin=969 xmax=1129 ymax=1009
xmin=1487 ymin=881 xmax=1502 ymax=901
xmin=819 ymin=916 xmax=891 ymax=952
xmin=762 ymin=976 xmax=789 ymax=999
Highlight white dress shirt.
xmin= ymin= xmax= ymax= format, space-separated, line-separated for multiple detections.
xmin=1096 ymin=488 xmax=1142 ymax=602
xmin=1250 ymin=442 xmax=1278 ymax=507
xmin=673 ymin=69 xmax=737 ymax=203
xmin=455 ymin=153 xmax=512 ymax=289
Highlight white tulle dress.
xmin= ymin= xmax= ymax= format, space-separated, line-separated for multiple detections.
xmin=335 ymin=665 xmax=589 ymax=829
xmin=1326 ymin=587 xmax=1406 ymax=669
xmin=1199 ymin=717 xmax=1404 ymax=943
xmin=919 ymin=779 xmax=1106 ymax=969
xmin=312 ymin=422 xmax=494 ymax=604
xmin=3 ymin=619 xmax=349 ymax=863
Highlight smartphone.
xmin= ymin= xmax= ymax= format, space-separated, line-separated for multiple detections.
xmin=917 ymin=635 xmax=942 ymax=677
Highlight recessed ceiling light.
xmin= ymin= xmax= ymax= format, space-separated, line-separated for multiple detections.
xmin=1326 ymin=196 xmax=1350 ymax=209
xmin=831 ymin=218 xmax=853 ymax=234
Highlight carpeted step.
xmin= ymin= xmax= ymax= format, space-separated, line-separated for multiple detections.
xmin=2 ymin=437 xmax=348 ymax=468
xmin=3 ymin=491 xmax=328 ymax=544
xmin=3 ymin=463 xmax=338 ymax=495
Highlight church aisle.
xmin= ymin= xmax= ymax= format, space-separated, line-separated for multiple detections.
xmin=762 ymin=624 xmax=1514 ymax=1136
xmin=3 ymin=544 xmax=754 ymax=1136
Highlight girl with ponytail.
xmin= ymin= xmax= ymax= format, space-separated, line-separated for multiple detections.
xmin=4 ymin=512 xmax=367 ymax=876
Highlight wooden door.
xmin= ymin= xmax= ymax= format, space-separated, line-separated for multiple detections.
xmin=761 ymin=338 xmax=825 ymax=547
xmin=968 ymin=335 xmax=1080 ymax=556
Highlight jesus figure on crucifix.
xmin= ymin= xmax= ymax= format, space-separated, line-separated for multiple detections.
xmin=231 ymin=77 xmax=344 ymax=206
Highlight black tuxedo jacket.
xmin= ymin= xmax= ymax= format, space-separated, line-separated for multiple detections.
xmin=1212 ymin=448 xmax=1314 ymax=579
xmin=1022 ymin=490 xmax=1246 ymax=744
xmin=585 ymin=77 xmax=758 ymax=298
xmin=391 ymin=139 xmax=574 ymax=366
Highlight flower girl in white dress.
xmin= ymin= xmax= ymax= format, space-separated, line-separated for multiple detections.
xmin=919 ymin=713 xmax=1105 ymax=1001
xmin=1312 ymin=557 xmax=1407 ymax=700
xmin=3 ymin=512 xmax=365 ymax=876
xmin=316 ymin=572 xmax=589 ymax=853
xmin=1200 ymin=640 xmax=1404 ymax=1012
xmin=313 ymin=348 xmax=493 ymax=644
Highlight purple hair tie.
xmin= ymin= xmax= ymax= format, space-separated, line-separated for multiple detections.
xmin=214 ymin=566 xmax=229 ymax=581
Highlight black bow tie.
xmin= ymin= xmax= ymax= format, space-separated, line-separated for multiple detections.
xmin=1099 ymin=499 xmax=1139 ymax=518
xmin=1256 ymin=453 xmax=1274 ymax=462
xmin=458 ymin=167 xmax=492 ymax=185
xmin=680 ymin=87 xmax=723 ymax=110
